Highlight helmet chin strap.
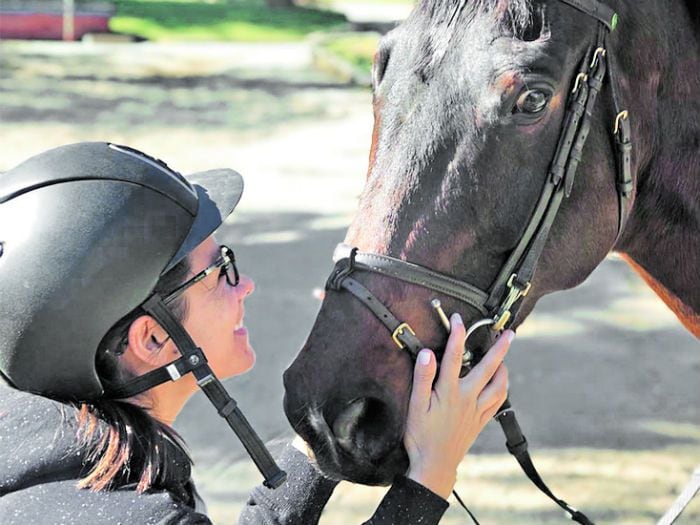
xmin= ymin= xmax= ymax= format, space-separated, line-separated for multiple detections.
xmin=104 ymin=294 xmax=287 ymax=490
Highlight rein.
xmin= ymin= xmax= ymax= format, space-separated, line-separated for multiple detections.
xmin=325 ymin=1 xmax=635 ymax=523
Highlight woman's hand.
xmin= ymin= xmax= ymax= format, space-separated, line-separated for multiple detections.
xmin=404 ymin=314 xmax=513 ymax=499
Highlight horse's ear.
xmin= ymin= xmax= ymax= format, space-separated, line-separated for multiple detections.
xmin=372 ymin=31 xmax=395 ymax=89
xmin=372 ymin=37 xmax=393 ymax=89
xmin=501 ymin=1 xmax=548 ymax=42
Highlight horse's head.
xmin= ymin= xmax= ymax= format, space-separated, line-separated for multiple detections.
xmin=285 ymin=0 xmax=632 ymax=484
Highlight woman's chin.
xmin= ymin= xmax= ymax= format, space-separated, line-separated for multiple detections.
xmin=241 ymin=345 xmax=256 ymax=372
xmin=210 ymin=333 xmax=255 ymax=379
xmin=232 ymin=334 xmax=256 ymax=373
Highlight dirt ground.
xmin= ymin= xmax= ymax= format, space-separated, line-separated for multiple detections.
xmin=1 ymin=41 xmax=698 ymax=524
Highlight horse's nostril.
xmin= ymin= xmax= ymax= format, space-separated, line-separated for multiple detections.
xmin=332 ymin=397 xmax=395 ymax=461
xmin=332 ymin=398 xmax=367 ymax=442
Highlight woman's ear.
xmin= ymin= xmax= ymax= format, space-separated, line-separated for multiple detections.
xmin=124 ymin=315 xmax=176 ymax=368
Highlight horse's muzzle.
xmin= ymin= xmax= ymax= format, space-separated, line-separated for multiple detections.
xmin=283 ymin=369 xmax=408 ymax=484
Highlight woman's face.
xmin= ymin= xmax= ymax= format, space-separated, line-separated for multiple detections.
xmin=180 ymin=236 xmax=256 ymax=379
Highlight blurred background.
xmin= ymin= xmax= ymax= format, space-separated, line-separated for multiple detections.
xmin=1 ymin=1 xmax=698 ymax=523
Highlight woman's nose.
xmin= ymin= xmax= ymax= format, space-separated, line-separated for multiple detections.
xmin=236 ymin=274 xmax=255 ymax=297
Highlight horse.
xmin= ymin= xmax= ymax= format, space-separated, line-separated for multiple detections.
xmin=283 ymin=0 xmax=700 ymax=496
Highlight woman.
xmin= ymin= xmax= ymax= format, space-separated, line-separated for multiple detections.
xmin=0 ymin=142 xmax=511 ymax=524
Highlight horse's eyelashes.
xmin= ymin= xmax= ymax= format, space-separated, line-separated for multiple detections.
xmin=514 ymin=89 xmax=550 ymax=114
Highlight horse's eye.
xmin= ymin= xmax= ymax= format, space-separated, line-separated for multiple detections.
xmin=515 ymin=89 xmax=549 ymax=114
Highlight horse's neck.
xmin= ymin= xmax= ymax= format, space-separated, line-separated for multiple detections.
xmin=617 ymin=0 xmax=700 ymax=338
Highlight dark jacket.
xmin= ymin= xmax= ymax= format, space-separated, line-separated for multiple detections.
xmin=0 ymin=383 xmax=448 ymax=524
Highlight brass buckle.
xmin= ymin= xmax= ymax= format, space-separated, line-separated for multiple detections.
xmin=590 ymin=47 xmax=606 ymax=69
xmin=614 ymin=110 xmax=629 ymax=135
xmin=506 ymin=273 xmax=532 ymax=297
xmin=492 ymin=274 xmax=532 ymax=332
xmin=392 ymin=322 xmax=416 ymax=349
xmin=572 ymin=73 xmax=588 ymax=94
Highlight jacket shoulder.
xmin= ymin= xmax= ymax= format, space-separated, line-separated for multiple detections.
xmin=0 ymin=479 xmax=212 ymax=525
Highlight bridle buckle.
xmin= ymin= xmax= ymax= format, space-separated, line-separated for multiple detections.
xmin=572 ymin=73 xmax=588 ymax=93
xmin=590 ymin=47 xmax=607 ymax=69
xmin=392 ymin=322 xmax=416 ymax=349
xmin=506 ymin=273 xmax=532 ymax=296
xmin=492 ymin=274 xmax=532 ymax=332
xmin=613 ymin=110 xmax=629 ymax=135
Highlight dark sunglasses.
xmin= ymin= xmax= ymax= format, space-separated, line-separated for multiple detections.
xmin=163 ymin=245 xmax=239 ymax=304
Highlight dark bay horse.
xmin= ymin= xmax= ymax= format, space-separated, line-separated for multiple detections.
xmin=284 ymin=0 xmax=700 ymax=489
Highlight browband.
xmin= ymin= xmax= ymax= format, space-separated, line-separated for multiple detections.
xmin=333 ymin=244 xmax=489 ymax=316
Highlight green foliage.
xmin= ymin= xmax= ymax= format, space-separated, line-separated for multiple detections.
xmin=322 ymin=33 xmax=379 ymax=73
xmin=111 ymin=0 xmax=347 ymax=42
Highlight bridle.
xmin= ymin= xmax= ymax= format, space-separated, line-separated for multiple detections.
xmin=325 ymin=1 xmax=633 ymax=523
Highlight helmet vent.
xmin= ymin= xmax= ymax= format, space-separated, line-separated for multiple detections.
xmin=108 ymin=144 xmax=196 ymax=198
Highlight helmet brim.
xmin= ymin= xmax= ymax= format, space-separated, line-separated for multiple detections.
xmin=164 ymin=168 xmax=244 ymax=274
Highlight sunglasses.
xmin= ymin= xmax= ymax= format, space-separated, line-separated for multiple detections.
xmin=163 ymin=245 xmax=239 ymax=304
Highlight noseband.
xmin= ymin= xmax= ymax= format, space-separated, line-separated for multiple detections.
xmin=325 ymin=1 xmax=633 ymax=524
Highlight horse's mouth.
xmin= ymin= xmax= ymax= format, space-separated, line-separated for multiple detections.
xmin=284 ymin=393 xmax=409 ymax=485
xmin=312 ymin=443 xmax=410 ymax=486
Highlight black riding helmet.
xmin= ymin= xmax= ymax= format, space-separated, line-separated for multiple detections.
xmin=0 ymin=142 xmax=241 ymax=399
xmin=0 ymin=142 xmax=286 ymax=488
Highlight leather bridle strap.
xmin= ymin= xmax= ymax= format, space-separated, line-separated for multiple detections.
xmin=607 ymin=20 xmax=634 ymax=245
xmin=495 ymin=400 xmax=595 ymax=525
xmin=332 ymin=244 xmax=490 ymax=316
xmin=559 ymin=0 xmax=617 ymax=29
xmin=327 ymin=252 xmax=425 ymax=357
xmin=485 ymin=39 xmax=609 ymax=320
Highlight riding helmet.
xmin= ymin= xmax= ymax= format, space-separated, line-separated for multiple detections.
xmin=0 ymin=142 xmax=243 ymax=400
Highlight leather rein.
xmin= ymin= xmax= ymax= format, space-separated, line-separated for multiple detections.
xmin=325 ymin=1 xmax=633 ymax=524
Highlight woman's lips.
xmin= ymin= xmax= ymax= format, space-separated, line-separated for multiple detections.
xmin=234 ymin=326 xmax=248 ymax=336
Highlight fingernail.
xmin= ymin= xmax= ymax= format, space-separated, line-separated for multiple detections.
xmin=418 ymin=349 xmax=431 ymax=365
xmin=451 ymin=313 xmax=463 ymax=326
xmin=504 ymin=330 xmax=515 ymax=344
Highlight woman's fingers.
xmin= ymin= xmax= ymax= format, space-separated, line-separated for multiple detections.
xmin=476 ymin=363 xmax=509 ymax=413
xmin=408 ymin=349 xmax=437 ymax=416
xmin=435 ymin=314 xmax=467 ymax=393
xmin=463 ymin=330 xmax=514 ymax=393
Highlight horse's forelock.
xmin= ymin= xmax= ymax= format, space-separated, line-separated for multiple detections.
xmin=405 ymin=0 xmax=548 ymax=82
xmin=411 ymin=0 xmax=541 ymax=40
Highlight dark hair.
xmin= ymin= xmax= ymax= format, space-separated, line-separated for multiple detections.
xmin=76 ymin=257 xmax=192 ymax=494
